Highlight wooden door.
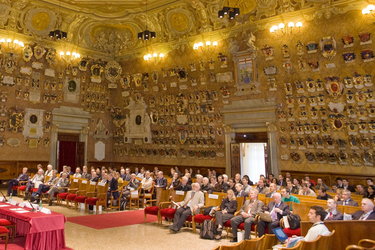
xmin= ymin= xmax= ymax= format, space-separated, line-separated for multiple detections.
xmin=230 ymin=143 xmax=241 ymax=177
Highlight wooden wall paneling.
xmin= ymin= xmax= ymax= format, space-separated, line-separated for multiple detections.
xmin=281 ymin=170 xmax=375 ymax=186
xmin=301 ymin=221 xmax=375 ymax=250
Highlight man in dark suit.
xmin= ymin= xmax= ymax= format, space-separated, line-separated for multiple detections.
xmin=342 ymin=178 xmax=355 ymax=193
xmin=336 ymin=177 xmax=344 ymax=189
xmin=352 ymin=198 xmax=375 ymax=220
xmin=7 ymin=167 xmax=29 ymax=196
xmin=235 ymin=184 xmax=247 ymax=197
xmin=257 ymin=192 xmax=290 ymax=237
xmin=107 ymin=173 xmax=119 ymax=205
xmin=81 ymin=166 xmax=91 ymax=180
xmin=201 ymin=177 xmax=213 ymax=193
xmin=90 ymin=171 xmax=100 ymax=182
xmin=175 ymin=176 xmax=192 ymax=191
xmin=230 ymin=190 xmax=264 ymax=242
xmin=338 ymin=190 xmax=358 ymax=206
xmin=325 ymin=199 xmax=343 ymax=220
xmin=155 ymin=171 xmax=167 ymax=189
xmin=277 ymin=174 xmax=286 ymax=187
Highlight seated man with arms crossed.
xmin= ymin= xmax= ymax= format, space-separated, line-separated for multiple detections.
xmin=48 ymin=173 xmax=69 ymax=206
xmin=169 ymin=183 xmax=204 ymax=233
xmin=230 ymin=189 xmax=264 ymax=242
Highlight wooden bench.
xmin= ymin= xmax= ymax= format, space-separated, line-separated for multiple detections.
xmin=301 ymin=220 xmax=375 ymax=250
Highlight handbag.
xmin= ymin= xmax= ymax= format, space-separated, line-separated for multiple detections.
xmin=258 ymin=212 xmax=273 ymax=222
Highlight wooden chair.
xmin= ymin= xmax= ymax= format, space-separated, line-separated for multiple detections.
xmin=85 ymin=182 xmax=108 ymax=213
xmin=243 ymin=235 xmax=265 ymax=249
xmin=142 ymin=183 xmax=155 ymax=207
xmin=108 ymin=182 xmax=125 ymax=211
xmin=158 ymin=190 xmax=187 ymax=224
xmin=219 ymin=240 xmax=245 ymax=250
xmin=15 ymin=180 xmax=28 ymax=197
xmin=192 ymin=193 xmax=224 ymax=233
xmin=128 ymin=184 xmax=142 ymax=209
xmin=0 ymin=219 xmax=16 ymax=241
xmin=66 ymin=179 xmax=88 ymax=208
xmin=260 ymin=234 xmax=278 ymax=250
xmin=218 ymin=241 xmax=245 ymax=250
xmin=0 ymin=226 xmax=9 ymax=250
xmin=74 ymin=181 xmax=97 ymax=209
xmin=57 ymin=178 xmax=80 ymax=206
xmin=345 ymin=246 xmax=367 ymax=250
xmin=318 ymin=230 xmax=335 ymax=250
xmin=144 ymin=188 xmax=171 ymax=222
xmin=358 ymin=239 xmax=375 ymax=248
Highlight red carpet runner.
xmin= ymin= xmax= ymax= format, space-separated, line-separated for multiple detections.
xmin=67 ymin=209 xmax=158 ymax=230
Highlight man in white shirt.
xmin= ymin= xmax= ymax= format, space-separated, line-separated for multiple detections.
xmin=304 ymin=206 xmax=331 ymax=242
xmin=73 ymin=167 xmax=82 ymax=178
xmin=141 ymin=171 xmax=153 ymax=192
xmin=45 ymin=164 xmax=54 ymax=177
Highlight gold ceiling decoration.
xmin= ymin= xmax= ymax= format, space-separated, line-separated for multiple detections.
xmin=0 ymin=0 xmax=363 ymax=58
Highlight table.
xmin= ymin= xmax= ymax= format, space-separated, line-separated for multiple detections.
xmin=0 ymin=202 xmax=66 ymax=250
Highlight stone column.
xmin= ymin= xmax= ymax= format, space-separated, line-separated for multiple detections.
xmin=224 ymin=125 xmax=235 ymax=175
xmin=267 ymin=122 xmax=279 ymax=175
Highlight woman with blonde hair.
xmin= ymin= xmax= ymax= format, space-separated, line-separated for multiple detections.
xmin=212 ymin=189 xmax=237 ymax=239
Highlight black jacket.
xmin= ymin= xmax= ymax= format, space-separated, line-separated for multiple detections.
xmin=220 ymin=198 xmax=237 ymax=214
xmin=175 ymin=184 xmax=192 ymax=192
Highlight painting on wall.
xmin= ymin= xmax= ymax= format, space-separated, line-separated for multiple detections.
xmin=233 ymin=51 xmax=259 ymax=96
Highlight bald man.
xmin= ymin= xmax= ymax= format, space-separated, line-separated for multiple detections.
xmin=352 ymin=198 xmax=375 ymax=220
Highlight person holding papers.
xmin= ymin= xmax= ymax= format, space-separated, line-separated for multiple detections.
xmin=169 ymin=183 xmax=204 ymax=233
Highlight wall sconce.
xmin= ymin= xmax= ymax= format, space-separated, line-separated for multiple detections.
xmin=362 ymin=4 xmax=375 ymax=16
xmin=59 ymin=51 xmax=81 ymax=62
xmin=143 ymin=52 xmax=165 ymax=62
xmin=0 ymin=38 xmax=25 ymax=50
xmin=193 ymin=41 xmax=218 ymax=50
xmin=269 ymin=21 xmax=303 ymax=34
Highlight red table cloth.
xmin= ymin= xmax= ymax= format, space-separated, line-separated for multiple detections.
xmin=0 ymin=202 xmax=66 ymax=250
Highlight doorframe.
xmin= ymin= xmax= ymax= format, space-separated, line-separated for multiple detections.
xmin=222 ymin=99 xmax=279 ymax=176
xmin=50 ymin=106 xmax=91 ymax=169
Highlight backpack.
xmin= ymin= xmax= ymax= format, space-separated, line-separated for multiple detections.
xmin=287 ymin=214 xmax=301 ymax=230
xmin=200 ymin=220 xmax=216 ymax=240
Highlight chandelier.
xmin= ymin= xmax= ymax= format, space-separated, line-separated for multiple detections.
xmin=138 ymin=0 xmax=156 ymax=41
xmin=138 ymin=30 xmax=156 ymax=40
xmin=49 ymin=1 xmax=67 ymax=40
xmin=218 ymin=7 xmax=240 ymax=19
xmin=49 ymin=30 xmax=67 ymax=40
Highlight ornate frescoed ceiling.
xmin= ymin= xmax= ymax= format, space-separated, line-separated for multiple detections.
xmin=0 ymin=0 xmax=365 ymax=58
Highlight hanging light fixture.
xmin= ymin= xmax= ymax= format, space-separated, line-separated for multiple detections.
xmin=49 ymin=0 xmax=67 ymax=40
xmin=218 ymin=6 xmax=240 ymax=19
xmin=138 ymin=0 xmax=156 ymax=41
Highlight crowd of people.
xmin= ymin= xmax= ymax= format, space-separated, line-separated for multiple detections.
xmin=5 ymin=164 xmax=375 ymax=243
